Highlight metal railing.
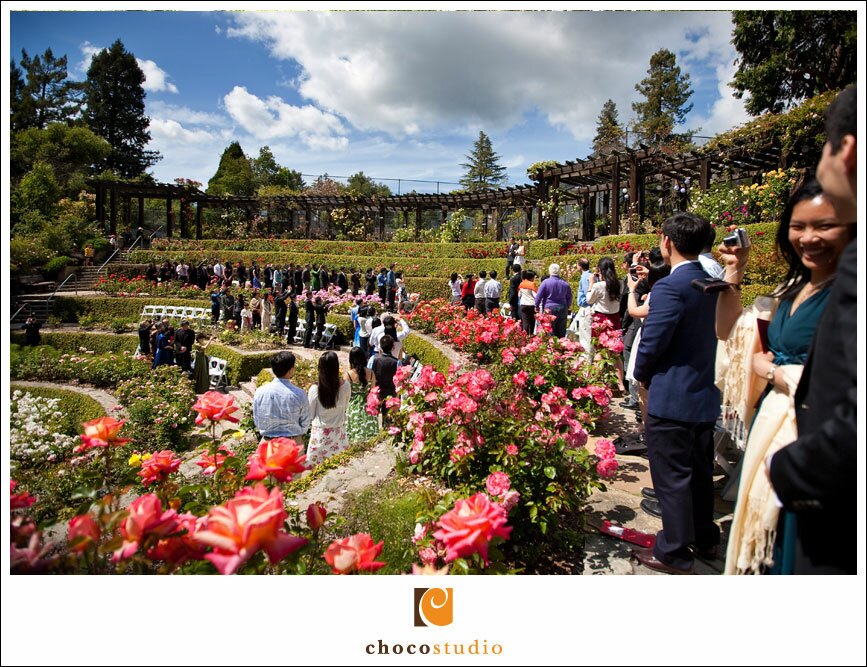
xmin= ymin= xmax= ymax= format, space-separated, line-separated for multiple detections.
xmin=10 ymin=303 xmax=30 ymax=323
xmin=48 ymin=273 xmax=77 ymax=300
xmin=97 ymin=225 xmax=165 ymax=274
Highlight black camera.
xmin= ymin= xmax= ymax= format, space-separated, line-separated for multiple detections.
xmin=692 ymin=278 xmax=732 ymax=294
xmin=629 ymin=267 xmax=639 ymax=279
xmin=722 ymin=228 xmax=750 ymax=248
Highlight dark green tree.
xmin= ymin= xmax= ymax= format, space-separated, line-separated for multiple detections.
xmin=275 ymin=167 xmax=305 ymax=192
xmin=11 ymin=124 xmax=111 ymax=192
xmin=460 ymin=131 xmax=508 ymax=192
xmin=347 ymin=171 xmax=392 ymax=197
xmin=15 ymin=48 xmax=82 ymax=130
xmin=730 ymin=10 xmax=857 ymax=116
xmin=10 ymin=60 xmax=35 ymax=131
xmin=207 ymin=141 xmax=255 ymax=196
xmin=632 ymin=49 xmax=694 ymax=148
xmin=83 ymin=40 xmax=160 ymax=177
xmin=251 ymin=145 xmax=280 ymax=188
xmin=592 ymin=99 xmax=625 ymax=156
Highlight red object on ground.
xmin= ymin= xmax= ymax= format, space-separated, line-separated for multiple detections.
xmin=597 ymin=520 xmax=655 ymax=548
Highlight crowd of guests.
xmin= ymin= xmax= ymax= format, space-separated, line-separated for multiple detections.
xmin=252 ymin=342 xmax=421 ymax=467
xmin=136 ymin=318 xmax=212 ymax=393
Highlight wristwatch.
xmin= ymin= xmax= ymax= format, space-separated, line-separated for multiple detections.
xmin=766 ymin=364 xmax=777 ymax=382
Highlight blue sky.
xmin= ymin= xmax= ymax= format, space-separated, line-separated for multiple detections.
xmin=10 ymin=9 xmax=752 ymax=193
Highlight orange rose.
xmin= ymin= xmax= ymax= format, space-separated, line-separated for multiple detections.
xmin=138 ymin=450 xmax=182 ymax=487
xmin=192 ymin=391 xmax=240 ymax=425
xmin=245 ymin=438 xmax=307 ymax=483
xmin=67 ymin=515 xmax=100 ymax=553
xmin=194 ymin=484 xmax=308 ymax=575
xmin=113 ymin=495 xmax=180 ymax=562
xmin=324 ymin=533 xmax=386 ymax=574
xmin=76 ymin=416 xmax=131 ymax=453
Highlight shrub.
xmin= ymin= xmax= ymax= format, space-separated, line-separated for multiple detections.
xmin=206 ymin=343 xmax=274 ymax=386
xmin=10 ymin=342 xmax=150 ymax=389
xmin=116 ymin=365 xmax=196 ymax=451
xmin=402 ymin=334 xmax=452 ymax=374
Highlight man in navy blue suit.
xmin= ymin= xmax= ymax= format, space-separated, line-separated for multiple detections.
xmin=632 ymin=212 xmax=721 ymax=574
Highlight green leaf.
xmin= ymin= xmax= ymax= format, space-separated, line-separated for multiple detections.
xmin=544 ymin=466 xmax=556 ymax=479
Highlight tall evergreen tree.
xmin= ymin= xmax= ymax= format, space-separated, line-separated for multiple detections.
xmin=592 ymin=99 xmax=625 ymax=156
xmin=14 ymin=48 xmax=82 ymax=130
xmin=10 ymin=60 xmax=33 ymax=132
xmin=632 ymin=49 xmax=694 ymax=148
xmin=730 ymin=10 xmax=857 ymax=116
xmin=208 ymin=142 xmax=255 ymax=196
xmin=84 ymin=40 xmax=160 ymax=177
xmin=251 ymin=145 xmax=280 ymax=188
xmin=460 ymin=131 xmax=507 ymax=192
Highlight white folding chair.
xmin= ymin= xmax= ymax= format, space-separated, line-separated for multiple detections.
xmin=499 ymin=303 xmax=511 ymax=318
xmin=208 ymin=356 xmax=229 ymax=390
xmin=294 ymin=322 xmax=307 ymax=345
xmin=320 ymin=323 xmax=338 ymax=349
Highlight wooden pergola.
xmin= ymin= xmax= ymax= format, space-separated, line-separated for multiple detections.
xmin=87 ymin=180 xmax=579 ymax=241
xmin=88 ymin=136 xmax=808 ymax=242
xmin=530 ymin=141 xmax=806 ymax=238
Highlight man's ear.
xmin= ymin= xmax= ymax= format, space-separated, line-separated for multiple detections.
xmin=840 ymin=134 xmax=857 ymax=173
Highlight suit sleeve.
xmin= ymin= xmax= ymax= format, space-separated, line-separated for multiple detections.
xmin=632 ymin=280 xmax=682 ymax=384
xmin=769 ymin=258 xmax=857 ymax=510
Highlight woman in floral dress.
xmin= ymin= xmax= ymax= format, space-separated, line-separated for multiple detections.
xmin=345 ymin=346 xmax=380 ymax=442
xmin=306 ymin=351 xmax=351 ymax=466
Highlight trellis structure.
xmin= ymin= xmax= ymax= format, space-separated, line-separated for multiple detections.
xmin=88 ymin=136 xmax=807 ymax=242
xmin=87 ymin=180 xmax=580 ymax=242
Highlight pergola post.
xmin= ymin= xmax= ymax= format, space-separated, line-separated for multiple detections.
xmin=414 ymin=206 xmax=423 ymax=240
xmin=96 ymin=184 xmax=106 ymax=229
xmin=494 ymin=205 xmax=503 ymax=241
xmin=379 ymin=204 xmax=386 ymax=240
xmin=523 ymin=207 xmax=533 ymax=234
xmin=305 ymin=206 xmax=313 ymax=238
xmin=166 ymin=197 xmax=173 ymax=238
xmin=123 ymin=196 xmax=131 ymax=232
xmin=610 ymin=161 xmax=621 ymax=236
xmin=699 ymin=158 xmax=711 ymax=191
xmin=586 ymin=193 xmax=597 ymax=241
xmin=109 ymin=186 xmax=118 ymax=236
xmin=138 ymin=196 xmax=145 ymax=229
xmin=482 ymin=204 xmax=489 ymax=235
xmin=195 ymin=202 xmax=203 ymax=240
xmin=179 ymin=199 xmax=189 ymax=238
xmin=551 ymin=176 xmax=560 ymax=239
xmin=537 ymin=182 xmax=548 ymax=239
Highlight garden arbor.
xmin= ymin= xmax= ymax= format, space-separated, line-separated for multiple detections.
xmin=88 ymin=136 xmax=810 ymax=242
xmin=87 ymin=180 xmax=572 ymax=242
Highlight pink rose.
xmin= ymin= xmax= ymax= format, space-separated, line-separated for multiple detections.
xmin=485 ymin=471 xmax=511 ymax=498
xmin=67 ymin=515 xmax=100 ymax=553
xmin=432 ymin=493 xmax=512 ymax=564
xmin=192 ymin=391 xmax=239 ymax=425
xmin=596 ymin=458 xmax=619 ymax=479
xmin=324 ymin=533 xmax=386 ymax=574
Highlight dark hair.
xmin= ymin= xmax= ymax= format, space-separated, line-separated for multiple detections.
xmin=271 ymin=351 xmax=297 ymax=377
xmin=597 ymin=257 xmax=621 ymax=301
xmin=489 ymin=270 xmax=497 ymax=279
xmin=382 ymin=314 xmax=395 ymax=328
xmin=479 ymin=270 xmax=487 ymax=279
xmin=316 ymin=351 xmax=341 ymax=409
xmin=825 ymin=86 xmax=857 ymax=152
xmin=773 ymin=178 xmax=836 ymax=301
xmin=647 ymin=261 xmax=671 ymax=289
xmin=358 ymin=305 xmax=368 ymax=318
xmin=371 ymin=316 xmax=382 ymax=330
xmin=450 ymin=272 xmax=459 ymax=282
xmin=578 ymin=258 xmax=590 ymax=271
xmin=349 ymin=346 xmax=370 ymax=386
xmin=512 ymin=264 xmax=522 ymax=273
xmin=648 ymin=247 xmax=663 ymax=264
xmin=521 ymin=270 xmax=532 ymax=280
xmin=704 ymin=225 xmax=717 ymax=252
xmin=662 ymin=212 xmax=711 ymax=256
xmin=380 ymin=334 xmax=395 ymax=354
xmin=624 ymin=252 xmax=635 ymax=265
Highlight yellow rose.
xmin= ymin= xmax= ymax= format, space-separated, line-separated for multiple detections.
xmin=142 ymin=452 xmax=153 ymax=462
xmin=128 ymin=453 xmax=142 ymax=467
xmin=232 ymin=430 xmax=246 ymax=439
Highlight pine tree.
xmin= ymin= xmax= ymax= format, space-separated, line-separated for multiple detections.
xmin=208 ymin=142 xmax=255 ymax=196
xmin=592 ymin=99 xmax=625 ymax=156
xmin=632 ymin=49 xmax=694 ymax=148
xmin=460 ymin=131 xmax=507 ymax=192
xmin=84 ymin=40 xmax=160 ymax=177
xmin=14 ymin=48 xmax=82 ymax=130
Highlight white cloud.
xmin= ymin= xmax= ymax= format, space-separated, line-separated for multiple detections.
xmin=148 ymin=101 xmax=228 ymax=127
xmin=78 ymin=42 xmax=178 ymax=93
xmin=137 ymin=58 xmax=178 ymax=94
xmin=223 ymin=85 xmax=347 ymax=150
xmin=226 ymin=11 xmax=745 ymax=142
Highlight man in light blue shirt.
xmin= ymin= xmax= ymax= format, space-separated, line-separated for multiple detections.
xmin=253 ymin=351 xmax=311 ymax=445
xmin=575 ymin=258 xmax=593 ymax=352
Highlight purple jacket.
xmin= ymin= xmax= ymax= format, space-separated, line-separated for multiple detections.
xmin=535 ymin=276 xmax=573 ymax=310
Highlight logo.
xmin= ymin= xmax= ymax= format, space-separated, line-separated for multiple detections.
xmin=413 ymin=588 xmax=453 ymax=627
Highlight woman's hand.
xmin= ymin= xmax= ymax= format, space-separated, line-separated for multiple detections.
xmin=626 ymin=272 xmax=639 ymax=291
xmin=718 ymin=242 xmax=750 ymax=279
xmin=752 ymin=350 xmax=788 ymax=394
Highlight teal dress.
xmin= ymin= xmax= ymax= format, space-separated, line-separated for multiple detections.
xmin=764 ymin=286 xmax=832 ymax=574
xmin=346 ymin=379 xmax=380 ymax=442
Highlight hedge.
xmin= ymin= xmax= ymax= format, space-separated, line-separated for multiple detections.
xmin=206 ymin=343 xmax=275 ymax=385
xmin=148 ymin=238 xmax=561 ymax=260
xmin=12 ymin=330 xmax=138 ymax=354
xmin=741 ymin=284 xmax=776 ymax=307
xmin=52 ymin=296 xmax=211 ymax=324
xmin=128 ymin=249 xmax=507 ymax=279
xmin=11 ymin=330 xmax=271 ymax=386
xmin=11 ymin=383 xmax=106 ymax=432
xmin=402 ymin=334 xmax=452 ymax=374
